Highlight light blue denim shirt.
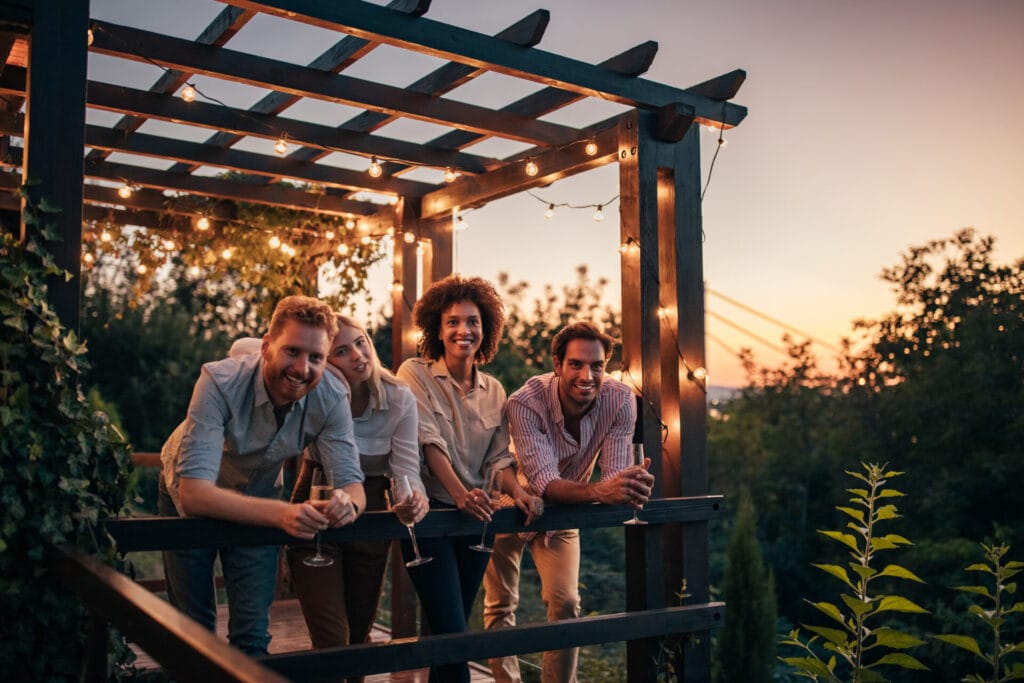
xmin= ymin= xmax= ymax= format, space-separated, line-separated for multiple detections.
xmin=160 ymin=353 xmax=361 ymax=515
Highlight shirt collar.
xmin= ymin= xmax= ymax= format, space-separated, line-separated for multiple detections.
xmin=547 ymin=371 xmax=604 ymax=424
xmin=253 ymin=356 xmax=308 ymax=412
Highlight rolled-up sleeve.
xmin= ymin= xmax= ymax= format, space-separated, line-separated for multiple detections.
xmin=397 ymin=361 xmax=450 ymax=459
xmin=177 ymin=369 xmax=231 ymax=482
xmin=481 ymin=406 xmax=515 ymax=473
xmin=597 ymin=394 xmax=636 ymax=479
xmin=507 ymin=397 xmax=560 ymax=496
xmin=312 ymin=391 xmax=363 ymax=487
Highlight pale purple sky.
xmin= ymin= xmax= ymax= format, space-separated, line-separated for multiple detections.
xmin=90 ymin=0 xmax=1024 ymax=386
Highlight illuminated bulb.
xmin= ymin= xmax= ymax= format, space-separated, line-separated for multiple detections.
xmin=717 ymin=137 xmax=728 ymax=148
xmin=415 ymin=241 xmax=425 ymax=256
xmin=368 ymin=157 xmax=383 ymax=178
xmin=403 ymin=231 xmax=416 ymax=244
xmin=83 ymin=252 xmax=94 ymax=264
xmin=656 ymin=306 xmax=668 ymax=319
xmin=610 ymin=370 xmax=623 ymax=381
xmin=360 ymin=235 xmax=371 ymax=245
xmin=279 ymin=242 xmax=290 ymax=253
xmin=162 ymin=240 xmax=176 ymax=251
xmin=221 ymin=248 xmax=232 ymax=260
xmin=87 ymin=29 xmax=94 ymax=46
xmin=324 ymin=230 xmax=335 ymax=240
xmin=584 ymin=139 xmax=598 ymax=156
xmin=188 ymin=265 xmax=200 ymax=276
xmin=196 ymin=216 xmax=210 ymax=231
xmin=454 ymin=215 xmax=468 ymax=231
xmin=444 ymin=167 xmax=457 ymax=183
xmin=274 ymin=137 xmax=288 ymax=155
xmin=181 ymin=85 xmax=197 ymax=103
xmin=118 ymin=184 xmax=133 ymax=199
xmin=544 ymin=203 xmax=555 ymax=219
xmin=345 ymin=267 xmax=355 ymax=277
xmin=413 ymin=330 xmax=424 ymax=343
xmin=524 ymin=159 xmax=539 ymax=177
xmin=392 ymin=281 xmax=404 ymax=293
xmin=388 ymin=196 xmax=398 ymax=205
xmin=136 ymin=264 xmax=147 ymax=275
xmin=346 ymin=219 xmax=356 ymax=230
xmin=703 ymin=124 xmax=719 ymax=134
xmin=265 ymin=235 xmax=279 ymax=249
xmin=386 ymin=227 xmax=395 ymax=236
xmin=593 ymin=205 xmax=604 ymax=222
xmin=692 ymin=366 xmax=708 ymax=381
xmin=336 ymin=243 xmax=349 ymax=256
xmin=100 ymin=230 xmax=112 ymax=242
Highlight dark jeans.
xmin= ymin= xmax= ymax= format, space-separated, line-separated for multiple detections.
xmin=158 ymin=479 xmax=279 ymax=655
xmin=402 ymin=504 xmax=495 ymax=683
xmin=288 ymin=476 xmax=390 ymax=656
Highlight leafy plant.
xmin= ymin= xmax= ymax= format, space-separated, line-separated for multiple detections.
xmin=0 ymin=189 xmax=132 ymax=679
xmin=933 ymin=543 xmax=1024 ymax=682
xmin=780 ymin=462 xmax=929 ymax=681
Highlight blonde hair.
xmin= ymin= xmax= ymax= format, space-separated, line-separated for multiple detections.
xmin=334 ymin=314 xmax=402 ymax=408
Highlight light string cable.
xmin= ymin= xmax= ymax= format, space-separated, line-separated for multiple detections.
xmin=700 ymin=100 xmax=729 ymax=202
xmin=526 ymin=191 xmax=620 ymax=220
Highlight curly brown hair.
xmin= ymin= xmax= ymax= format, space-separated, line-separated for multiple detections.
xmin=268 ymin=295 xmax=338 ymax=341
xmin=551 ymin=321 xmax=615 ymax=364
xmin=413 ymin=275 xmax=505 ymax=363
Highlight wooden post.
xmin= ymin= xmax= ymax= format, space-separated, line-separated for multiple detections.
xmin=392 ymin=197 xmax=419 ymax=368
xmin=20 ymin=0 xmax=89 ymax=333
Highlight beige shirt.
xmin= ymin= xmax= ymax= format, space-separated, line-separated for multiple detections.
xmin=396 ymin=357 xmax=513 ymax=505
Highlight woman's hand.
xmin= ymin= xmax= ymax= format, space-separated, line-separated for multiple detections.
xmin=456 ymin=487 xmax=493 ymax=522
xmin=408 ymin=489 xmax=429 ymax=524
xmin=513 ymin=490 xmax=544 ymax=526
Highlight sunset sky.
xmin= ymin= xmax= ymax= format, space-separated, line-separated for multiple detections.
xmin=91 ymin=0 xmax=1024 ymax=387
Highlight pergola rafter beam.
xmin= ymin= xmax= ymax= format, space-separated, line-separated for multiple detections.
xmin=89 ymin=20 xmax=582 ymax=147
xmin=222 ymin=0 xmax=747 ymax=127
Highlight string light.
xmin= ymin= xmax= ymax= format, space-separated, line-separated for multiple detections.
xmin=87 ymin=29 xmax=94 ymax=46
xmin=524 ymin=158 xmax=539 ymax=177
xmin=529 ymin=191 xmax=618 ymax=221
xmin=387 ymin=280 xmax=405 ymax=293
xmin=336 ymin=243 xmax=349 ymax=256
xmin=657 ymin=306 xmax=669 ymax=319
xmin=455 ymin=215 xmax=468 ymax=231
xmin=269 ymin=235 xmax=281 ymax=248
xmin=360 ymin=235 xmax=371 ymax=245
xmin=162 ymin=239 xmax=176 ymax=251
xmin=83 ymin=252 xmax=94 ymax=264
xmin=136 ymin=264 xmax=147 ymax=275
xmin=403 ymin=231 xmax=416 ymax=244
xmin=415 ymin=241 xmax=425 ymax=256
xmin=100 ymin=230 xmax=112 ymax=242
xmin=618 ymin=237 xmax=637 ymax=254
xmin=544 ymin=203 xmax=555 ymax=219
xmin=388 ymin=196 xmax=399 ymax=205
xmin=325 ymin=230 xmax=335 ymax=240
xmin=346 ymin=218 xmax=356 ymax=230
xmin=274 ymin=137 xmax=288 ymax=155
xmin=584 ymin=138 xmax=598 ymax=156
xmin=610 ymin=369 xmax=623 ymax=381
xmin=444 ymin=167 xmax=457 ymax=183
xmin=117 ymin=184 xmax=133 ymax=199
xmin=691 ymin=366 xmax=708 ymax=381
xmin=220 ymin=248 xmax=232 ymax=260
xmin=593 ymin=205 xmax=604 ymax=222
xmin=188 ymin=265 xmax=200 ymax=276
xmin=181 ymin=84 xmax=197 ymax=103
xmin=196 ymin=216 xmax=210 ymax=231
xmin=368 ymin=157 xmax=383 ymax=178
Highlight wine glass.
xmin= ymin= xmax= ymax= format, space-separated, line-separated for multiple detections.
xmin=390 ymin=475 xmax=432 ymax=568
xmin=303 ymin=468 xmax=335 ymax=567
xmin=469 ymin=466 xmax=503 ymax=553
xmin=623 ymin=444 xmax=648 ymax=526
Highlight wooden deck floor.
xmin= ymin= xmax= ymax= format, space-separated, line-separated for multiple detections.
xmin=130 ymin=598 xmax=494 ymax=681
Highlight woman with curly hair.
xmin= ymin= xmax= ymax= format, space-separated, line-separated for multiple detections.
xmin=397 ymin=275 xmax=540 ymax=683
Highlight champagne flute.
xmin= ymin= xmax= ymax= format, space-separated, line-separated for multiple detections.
xmin=469 ymin=466 xmax=503 ymax=553
xmin=390 ymin=475 xmax=432 ymax=568
xmin=303 ymin=468 xmax=335 ymax=567
xmin=623 ymin=444 xmax=648 ymax=526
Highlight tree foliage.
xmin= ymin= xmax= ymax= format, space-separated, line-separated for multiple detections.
xmin=0 ymin=194 xmax=132 ymax=679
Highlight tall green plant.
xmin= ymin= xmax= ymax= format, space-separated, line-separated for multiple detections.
xmin=780 ymin=463 xmax=929 ymax=681
xmin=0 ymin=192 xmax=132 ymax=679
xmin=933 ymin=543 xmax=1024 ymax=682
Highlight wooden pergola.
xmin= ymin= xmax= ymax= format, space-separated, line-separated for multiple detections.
xmin=1 ymin=1 xmax=747 ymax=680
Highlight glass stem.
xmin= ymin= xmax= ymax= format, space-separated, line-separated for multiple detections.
xmin=479 ymin=522 xmax=489 ymax=547
xmin=407 ymin=527 xmax=421 ymax=558
xmin=315 ymin=531 xmax=322 ymax=557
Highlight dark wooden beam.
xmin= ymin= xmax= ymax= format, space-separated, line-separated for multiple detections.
xmin=87 ymin=5 xmax=256 ymax=163
xmin=21 ymin=0 xmax=88 ymax=332
xmin=89 ymin=20 xmax=581 ymax=147
xmin=654 ymin=102 xmax=695 ymax=142
xmin=379 ymin=39 xmax=657 ymax=180
xmin=419 ymin=125 xmax=618 ymax=220
xmin=222 ymin=0 xmax=747 ymax=128
xmin=167 ymin=0 xmax=430 ymax=174
xmin=687 ymin=69 xmax=747 ymax=102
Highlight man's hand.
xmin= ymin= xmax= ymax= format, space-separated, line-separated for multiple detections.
xmin=513 ymin=490 xmax=544 ymax=525
xmin=593 ymin=458 xmax=654 ymax=506
xmin=456 ymin=487 xmax=493 ymax=522
xmin=407 ymin=489 xmax=429 ymax=524
xmin=280 ymin=502 xmax=329 ymax=539
xmin=323 ymin=488 xmax=359 ymax=527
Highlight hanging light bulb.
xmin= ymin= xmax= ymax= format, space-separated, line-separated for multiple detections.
xmin=196 ymin=216 xmax=210 ymax=231
xmin=181 ymin=84 xmax=197 ymax=103
xmin=415 ymin=241 xmax=425 ymax=256
xmin=544 ymin=203 xmax=555 ymax=219
xmin=368 ymin=156 xmax=383 ymax=178
xmin=593 ymin=204 xmax=604 ymax=222
xmin=162 ymin=239 xmax=176 ymax=251
xmin=345 ymin=218 xmax=356 ymax=230
xmin=221 ymin=248 xmax=232 ymax=260
xmin=83 ymin=252 xmax=95 ymax=265
xmin=136 ymin=264 xmax=147 ymax=275
xmin=717 ymin=137 xmax=728 ymax=148
xmin=403 ymin=231 xmax=416 ymax=244
xmin=324 ymin=230 xmax=335 ymax=240
xmin=117 ymin=184 xmax=133 ymax=199
xmin=87 ymin=28 xmax=94 ymax=46
xmin=454 ymin=215 xmax=468 ymax=231
xmin=524 ymin=158 xmax=539 ymax=177
xmin=268 ymin=235 xmax=281 ymax=249
xmin=391 ymin=280 xmax=404 ymax=293
xmin=584 ymin=138 xmax=598 ymax=156
xmin=100 ymin=230 xmax=112 ymax=242
xmin=610 ymin=369 xmax=623 ymax=381
xmin=656 ymin=306 xmax=668 ymax=319
xmin=188 ymin=265 xmax=200 ymax=276
xmin=388 ymin=196 xmax=399 ymax=205
xmin=360 ymin=235 xmax=371 ymax=245
xmin=444 ymin=167 xmax=457 ymax=183
xmin=345 ymin=267 xmax=355 ymax=277
xmin=691 ymin=366 xmax=708 ymax=381
xmin=336 ymin=243 xmax=349 ymax=256
xmin=273 ymin=137 xmax=288 ymax=155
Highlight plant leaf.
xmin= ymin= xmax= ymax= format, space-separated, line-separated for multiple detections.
xmin=813 ymin=563 xmax=856 ymax=590
xmin=876 ymin=488 xmax=905 ymax=498
xmin=875 ymin=595 xmax=929 ymax=614
xmin=871 ymin=627 xmax=925 ymax=649
xmin=954 ymin=585 xmax=994 ymax=600
xmin=808 ymin=601 xmax=847 ymax=627
xmin=837 ymin=506 xmax=865 ymax=524
xmin=804 ymin=624 xmax=850 ymax=648
xmin=874 ymin=505 xmax=901 ymax=521
xmin=876 ymin=564 xmax=925 ymax=583
xmin=870 ymin=652 xmax=929 ymax=670
xmin=933 ymin=634 xmax=984 ymax=658
xmin=820 ymin=530 xmax=860 ymax=553
xmin=841 ymin=593 xmax=874 ymax=617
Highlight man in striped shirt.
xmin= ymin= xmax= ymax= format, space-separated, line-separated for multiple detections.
xmin=484 ymin=322 xmax=654 ymax=683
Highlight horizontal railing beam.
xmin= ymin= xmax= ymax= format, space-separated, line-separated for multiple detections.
xmin=104 ymin=496 xmax=723 ymax=552
xmin=261 ymin=601 xmax=725 ymax=678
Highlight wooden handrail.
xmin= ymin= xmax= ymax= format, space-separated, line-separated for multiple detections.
xmin=49 ymin=545 xmax=288 ymax=683
xmin=103 ymin=495 xmax=723 ymax=552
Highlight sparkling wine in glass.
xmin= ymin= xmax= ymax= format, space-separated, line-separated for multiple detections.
xmin=470 ymin=466 xmax=503 ymax=553
xmin=623 ymin=444 xmax=648 ymax=526
xmin=303 ymin=468 xmax=335 ymax=567
xmin=390 ymin=475 xmax=432 ymax=568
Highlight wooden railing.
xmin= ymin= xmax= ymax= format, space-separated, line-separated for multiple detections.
xmin=54 ymin=497 xmax=725 ymax=681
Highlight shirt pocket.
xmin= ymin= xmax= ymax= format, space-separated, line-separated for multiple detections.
xmin=478 ymin=409 xmax=502 ymax=433
xmin=427 ymin=390 xmax=454 ymax=425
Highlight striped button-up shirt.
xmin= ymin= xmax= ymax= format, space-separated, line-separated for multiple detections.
xmin=507 ymin=373 xmax=635 ymax=497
